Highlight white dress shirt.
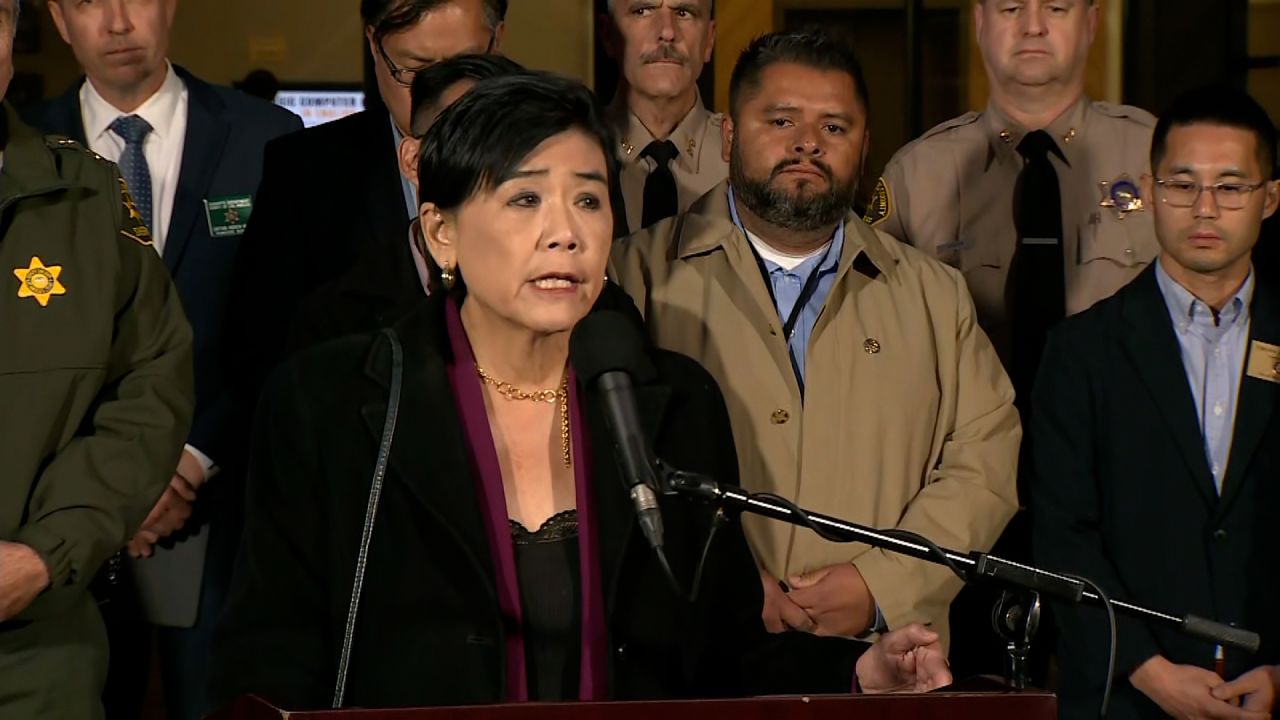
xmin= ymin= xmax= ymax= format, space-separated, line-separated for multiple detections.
xmin=81 ymin=63 xmax=189 ymax=256
xmin=81 ymin=64 xmax=214 ymax=481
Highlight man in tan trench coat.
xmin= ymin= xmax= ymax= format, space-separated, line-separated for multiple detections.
xmin=610 ymin=29 xmax=1020 ymax=651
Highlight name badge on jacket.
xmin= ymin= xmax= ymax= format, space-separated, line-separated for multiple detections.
xmin=203 ymin=195 xmax=253 ymax=238
xmin=1245 ymin=340 xmax=1280 ymax=384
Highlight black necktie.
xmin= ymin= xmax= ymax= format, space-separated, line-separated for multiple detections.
xmin=1008 ymin=130 xmax=1066 ymax=403
xmin=640 ymin=139 xmax=679 ymax=228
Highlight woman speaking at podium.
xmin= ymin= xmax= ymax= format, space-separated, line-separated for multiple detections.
xmin=207 ymin=71 xmax=949 ymax=712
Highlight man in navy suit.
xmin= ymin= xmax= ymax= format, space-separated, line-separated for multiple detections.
xmin=223 ymin=0 xmax=508 ymax=404
xmin=1032 ymin=86 xmax=1280 ymax=719
xmin=35 ymin=1 xmax=301 ymax=717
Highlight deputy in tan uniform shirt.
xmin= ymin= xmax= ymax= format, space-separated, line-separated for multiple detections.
xmin=608 ymin=93 xmax=728 ymax=234
xmin=867 ymin=0 xmax=1159 ymax=363
xmin=599 ymin=0 xmax=727 ymax=234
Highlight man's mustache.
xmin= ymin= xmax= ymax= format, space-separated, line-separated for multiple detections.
xmin=770 ymin=158 xmax=834 ymax=183
xmin=641 ymin=45 xmax=688 ymax=65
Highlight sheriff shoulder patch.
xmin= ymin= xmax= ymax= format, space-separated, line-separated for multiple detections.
xmin=863 ymin=176 xmax=892 ymax=226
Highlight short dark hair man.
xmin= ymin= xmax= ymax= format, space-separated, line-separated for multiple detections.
xmin=612 ymin=29 xmax=1019 ymax=654
xmin=224 ymin=0 xmax=508 ymax=408
xmin=1033 ymin=86 xmax=1280 ymax=719
xmin=286 ymin=53 xmax=526 ymax=351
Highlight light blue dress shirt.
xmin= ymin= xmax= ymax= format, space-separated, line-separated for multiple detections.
xmin=727 ymin=188 xmax=843 ymax=390
xmin=1154 ymin=261 xmax=1254 ymax=492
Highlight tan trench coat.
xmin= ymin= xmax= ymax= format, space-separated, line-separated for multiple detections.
xmin=610 ymin=181 xmax=1021 ymax=647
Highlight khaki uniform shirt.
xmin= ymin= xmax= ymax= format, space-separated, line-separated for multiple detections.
xmin=611 ymin=181 xmax=1021 ymax=647
xmin=608 ymin=92 xmax=729 ymax=235
xmin=867 ymin=97 xmax=1159 ymax=363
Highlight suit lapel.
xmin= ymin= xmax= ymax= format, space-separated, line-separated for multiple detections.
xmin=164 ymin=69 xmax=230 ymax=273
xmin=360 ymin=111 xmax=413 ymax=265
xmin=41 ymin=81 xmax=88 ymax=144
xmin=1217 ymin=276 xmax=1280 ymax=517
xmin=358 ymin=303 xmax=496 ymax=596
xmin=1120 ymin=269 xmax=1218 ymax=507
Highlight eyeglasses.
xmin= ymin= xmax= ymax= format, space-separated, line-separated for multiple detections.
xmin=1153 ymin=178 xmax=1268 ymax=210
xmin=376 ymin=33 xmax=497 ymax=88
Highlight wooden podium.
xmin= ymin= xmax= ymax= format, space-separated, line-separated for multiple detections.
xmin=211 ymin=686 xmax=1057 ymax=720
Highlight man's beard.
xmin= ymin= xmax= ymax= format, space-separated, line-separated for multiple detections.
xmin=730 ymin=145 xmax=858 ymax=232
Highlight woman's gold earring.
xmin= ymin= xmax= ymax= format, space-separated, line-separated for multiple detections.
xmin=441 ymin=263 xmax=457 ymax=291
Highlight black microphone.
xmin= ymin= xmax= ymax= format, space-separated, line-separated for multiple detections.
xmin=570 ymin=311 xmax=664 ymax=550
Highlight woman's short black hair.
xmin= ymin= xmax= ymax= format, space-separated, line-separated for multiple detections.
xmin=1151 ymin=86 xmax=1277 ymax=180
xmin=417 ymin=71 xmax=620 ymax=214
xmin=408 ymin=54 xmax=526 ymax=137
xmin=416 ymin=72 xmax=619 ymax=296
xmin=728 ymin=28 xmax=870 ymax=120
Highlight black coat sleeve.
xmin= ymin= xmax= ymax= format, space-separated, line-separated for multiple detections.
xmin=206 ymin=359 xmax=336 ymax=712
xmin=221 ymin=136 xmax=305 ymax=417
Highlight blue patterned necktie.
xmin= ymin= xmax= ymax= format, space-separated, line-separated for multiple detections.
xmin=109 ymin=115 xmax=154 ymax=233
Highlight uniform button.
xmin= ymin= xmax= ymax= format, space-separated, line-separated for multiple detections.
xmin=1214 ymin=347 xmax=1222 ymax=357
xmin=1124 ymin=247 xmax=1134 ymax=255
xmin=771 ymin=409 xmax=790 ymax=424
xmin=616 ymin=643 xmax=627 ymax=656
xmin=1213 ymin=529 xmax=1228 ymax=543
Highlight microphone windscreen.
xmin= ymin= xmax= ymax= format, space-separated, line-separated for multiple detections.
xmin=570 ymin=310 xmax=656 ymax=385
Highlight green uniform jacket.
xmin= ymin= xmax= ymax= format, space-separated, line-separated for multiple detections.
xmin=0 ymin=103 xmax=194 ymax=622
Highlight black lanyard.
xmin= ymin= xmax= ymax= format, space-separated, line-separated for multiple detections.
xmin=751 ymin=248 xmax=831 ymax=339
xmin=743 ymin=236 xmax=837 ymax=397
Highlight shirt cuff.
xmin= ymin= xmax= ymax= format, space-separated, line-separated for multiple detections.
xmin=184 ymin=444 xmax=219 ymax=482
xmin=856 ymin=604 xmax=888 ymax=640
xmin=872 ymin=604 xmax=887 ymax=633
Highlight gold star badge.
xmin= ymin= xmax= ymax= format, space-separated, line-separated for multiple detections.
xmin=13 ymin=256 xmax=67 ymax=307
xmin=1099 ymin=174 xmax=1145 ymax=220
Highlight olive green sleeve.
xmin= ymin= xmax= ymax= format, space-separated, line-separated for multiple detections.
xmin=15 ymin=169 xmax=194 ymax=619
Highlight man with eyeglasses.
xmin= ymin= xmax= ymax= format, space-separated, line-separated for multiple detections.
xmin=1032 ymin=85 xmax=1280 ymax=720
xmin=863 ymin=0 xmax=1160 ymax=677
xmin=223 ymin=0 xmax=506 ymax=408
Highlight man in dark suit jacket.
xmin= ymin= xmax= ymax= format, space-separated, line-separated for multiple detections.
xmin=37 ymin=1 xmax=301 ymax=718
xmin=1032 ymin=86 xmax=1280 ymax=720
xmin=223 ymin=0 xmax=508 ymax=403
xmin=287 ymin=53 xmax=526 ymax=352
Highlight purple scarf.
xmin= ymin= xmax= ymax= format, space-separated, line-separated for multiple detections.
xmin=443 ymin=298 xmax=608 ymax=701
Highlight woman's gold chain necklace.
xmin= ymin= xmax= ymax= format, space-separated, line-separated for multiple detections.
xmin=474 ymin=364 xmax=571 ymax=468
